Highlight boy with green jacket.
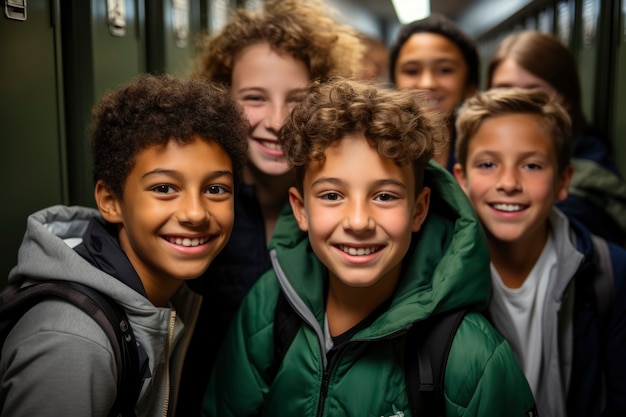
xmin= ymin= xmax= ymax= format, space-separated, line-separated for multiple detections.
xmin=203 ymin=78 xmax=536 ymax=416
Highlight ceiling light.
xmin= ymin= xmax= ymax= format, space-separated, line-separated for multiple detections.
xmin=391 ymin=0 xmax=430 ymax=24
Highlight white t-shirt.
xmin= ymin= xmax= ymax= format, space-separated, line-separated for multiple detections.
xmin=489 ymin=234 xmax=557 ymax=398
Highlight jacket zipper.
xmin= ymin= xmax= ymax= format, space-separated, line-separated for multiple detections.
xmin=315 ymin=345 xmax=344 ymax=417
xmin=162 ymin=310 xmax=177 ymax=417
xmin=316 ymin=368 xmax=331 ymax=417
xmin=313 ymin=327 xmax=411 ymax=417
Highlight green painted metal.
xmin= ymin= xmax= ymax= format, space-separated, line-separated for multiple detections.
xmin=0 ymin=0 xmax=67 ymax=287
xmin=146 ymin=0 xmax=203 ymax=76
xmin=611 ymin=0 xmax=626 ymax=177
xmin=62 ymin=0 xmax=147 ymax=208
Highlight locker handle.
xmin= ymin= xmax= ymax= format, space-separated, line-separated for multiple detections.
xmin=4 ymin=0 xmax=26 ymax=21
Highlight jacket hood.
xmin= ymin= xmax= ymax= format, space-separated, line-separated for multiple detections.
xmin=8 ymin=205 xmax=200 ymax=321
xmin=7 ymin=205 xmax=202 ymax=415
xmin=269 ymin=162 xmax=491 ymax=334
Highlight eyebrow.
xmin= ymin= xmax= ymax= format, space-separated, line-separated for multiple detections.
xmin=141 ymin=169 xmax=234 ymax=182
xmin=401 ymin=57 xmax=463 ymax=66
xmin=473 ymin=150 xmax=550 ymax=159
xmin=492 ymin=82 xmax=542 ymax=89
xmin=311 ymin=176 xmax=408 ymax=190
xmin=237 ymin=86 xmax=306 ymax=95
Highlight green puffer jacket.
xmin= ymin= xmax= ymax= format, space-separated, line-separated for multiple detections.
xmin=203 ymin=163 xmax=536 ymax=417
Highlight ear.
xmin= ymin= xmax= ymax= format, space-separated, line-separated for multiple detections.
xmin=288 ymin=186 xmax=309 ymax=232
xmin=94 ymin=180 xmax=124 ymax=224
xmin=452 ymin=163 xmax=469 ymax=194
xmin=411 ymin=187 xmax=431 ymax=232
xmin=556 ymin=164 xmax=574 ymax=202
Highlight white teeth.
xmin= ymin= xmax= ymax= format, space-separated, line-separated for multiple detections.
xmin=261 ymin=140 xmax=282 ymax=151
xmin=493 ymin=203 xmax=524 ymax=212
xmin=169 ymin=237 xmax=206 ymax=247
xmin=339 ymin=245 xmax=379 ymax=256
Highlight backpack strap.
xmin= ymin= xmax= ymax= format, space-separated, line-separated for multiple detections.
xmin=589 ymin=235 xmax=614 ymax=410
xmin=0 ymin=281 xmax=141 ymax=417
xmin=590 ymin=234 xmax=614 ymax=330
xmin=268 ymin=290 xmax=302 ymax=381
xmin=404 ymin=309 xmax=467 ymax=417
xmin=270 ymin=290 xmax=467 ymax=416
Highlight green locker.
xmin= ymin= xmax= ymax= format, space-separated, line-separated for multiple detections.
xmin=0 ymin=0 xmax=67 ymax=286
xmin=574 ymin=0 xmax=597 ymax=124
xmin=146 ymin=0 xmax=204 ymax=76
xmin=61 ymin=0 xmax=147 ymax=208
xmin=611 ymin=0 xmax=626 ymax=177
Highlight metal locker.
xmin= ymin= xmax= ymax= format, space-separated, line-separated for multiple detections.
xmin=0 ymin=0 xmax=67 ymax=287
xmin=610 ymin=0 xmax=626 ymax=177
xmin=61 ymin=0 xmax=147 ymax=208
xmin=146 ymin=0 xmax=204 ymax=76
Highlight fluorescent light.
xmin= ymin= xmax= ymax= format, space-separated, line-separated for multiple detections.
xmin=391 ymin=0 xmax=430 ymax=24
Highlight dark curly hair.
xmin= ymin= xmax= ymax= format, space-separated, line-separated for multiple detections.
xmin=280 ymin=77 xmax=448 ymax=194
xmin=389 ymin=13 xmax=479 ymax=88
xmin=90 ymin=74 xmax=248 ymax=199
xmin=192 ymin=0 xmax=364 ymax=84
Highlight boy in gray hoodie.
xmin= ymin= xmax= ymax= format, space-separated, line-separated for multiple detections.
xmin=0 ymin=74 xmax=247 ymax=417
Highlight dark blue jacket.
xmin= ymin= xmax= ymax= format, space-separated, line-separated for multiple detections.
xmin=568 ymin=217 xmax=626 ymax=416
xmin=556 ymin=128 xmax=626 ymax=246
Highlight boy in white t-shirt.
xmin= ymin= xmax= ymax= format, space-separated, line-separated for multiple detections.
xmin=453 ymin=87 xmax=626 ymax=417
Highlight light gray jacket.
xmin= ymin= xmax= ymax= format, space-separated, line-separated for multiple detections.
xmin=0 ymin=205 xmax=202 ymax=417
xmin=491 ymin=209 xmax=583 ymax=417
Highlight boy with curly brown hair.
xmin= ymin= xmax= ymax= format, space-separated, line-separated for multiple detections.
xmin=203 ymin=77 xmax=536 ymax=417
xmin=180 ymin=1 xmax=365 ymax=413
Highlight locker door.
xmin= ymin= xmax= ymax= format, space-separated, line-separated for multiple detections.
xmin=611 ymin=0 xmax=626 ymax=177
xmin=61 ymin=0 xmax=147 ymax=207
xmin=576 ymin=0 xmax=601 ymax=125
xmin=0 ymin=0 xmax=67 ymax=286
xmin=146 ymin=0 xmax=205 ymax=76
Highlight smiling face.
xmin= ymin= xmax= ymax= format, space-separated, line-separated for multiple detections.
xmin=453 ymin=113 xmax=571 ymax=249
xmin=289 ymin=133 xmax=430 ymax=293
xmin=394 ymin=32 xmax=474 ymax=117
xmin=96 ymin=135 xmax=235 ymax=306
xmin=231 ymin=42 xmax=310 ymax=179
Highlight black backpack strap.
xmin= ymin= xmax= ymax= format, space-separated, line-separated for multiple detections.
xmin=404 ymin=308 xmax=467 ymax=417
xmin=589 ymin=235 xmax=614 ymax=410
xmin=590 ymin=234 xmax=614 ymax=330
xmin=63 ymin=283 xmax=141 ymax=417
xmin=0 ymin=281 xmax=141 ymax=417
xmin=268 ymin=290 xmax=302 ymax=381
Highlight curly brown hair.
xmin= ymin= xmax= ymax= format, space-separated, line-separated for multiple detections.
xmin=192 ymin=0 xmax=364 ymax=84
xmin=280 ymin=77 xmax=448 ymax=194
xmin=455 ymin=87 xmax=572 ymax=175
xmin=90 ymin=74 xmax=248 ymax=199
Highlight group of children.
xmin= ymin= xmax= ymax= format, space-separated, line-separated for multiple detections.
xmin=1 ymin=1 xmax=625 ymax=416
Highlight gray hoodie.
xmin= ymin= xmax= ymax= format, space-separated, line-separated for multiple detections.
xmin=0 ymin=205 xmax=202 ymax=417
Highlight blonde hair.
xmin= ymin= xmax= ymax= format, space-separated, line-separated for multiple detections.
xmin=455 ymin=87 xmax=572 ymax=174
xmin=192 ymin=0 xmax=364 ymax=84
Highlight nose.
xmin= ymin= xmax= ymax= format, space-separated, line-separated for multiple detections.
xmin=416 ymin=69 xmax=437 ymax=90
xmin=177 ymin=194 xmax=210 ymax=226
xmin=497 ymin=167 xmax=521 ymax=193
xmin=264 ymin=101 xmax=288 ymax=132
xmin=343 ymin=199 xmax=375 ymax=233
